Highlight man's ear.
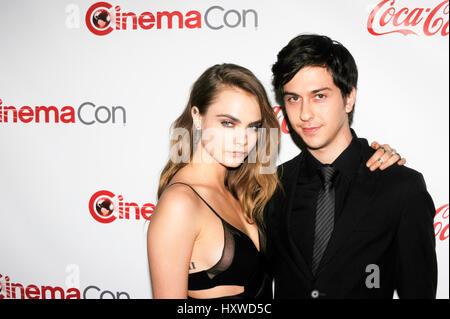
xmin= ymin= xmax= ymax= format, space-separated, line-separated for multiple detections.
xmin=345 ymin=87 xmax=357 ymax=113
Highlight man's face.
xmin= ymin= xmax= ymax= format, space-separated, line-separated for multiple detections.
xmin=282 ymin=66 xmax=355 ymax=152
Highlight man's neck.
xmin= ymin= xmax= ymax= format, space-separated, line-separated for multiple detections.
xmin=309 ymin=127 xmax=353 ymax=164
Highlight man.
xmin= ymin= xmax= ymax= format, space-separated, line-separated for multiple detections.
xmin=263 ymin=34 xmax=437 ymax=299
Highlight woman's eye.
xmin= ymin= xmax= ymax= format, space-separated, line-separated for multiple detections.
xmin=221 ymin=121 xmax=234 ymax=127
xmin=249 ymin=125 xmax=262 ymax=131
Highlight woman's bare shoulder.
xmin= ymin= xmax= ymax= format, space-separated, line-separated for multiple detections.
xmin=151 ymin=183 xmax=204 ymax=225
xmin=147 ymin=184 xmax=204 ymax=268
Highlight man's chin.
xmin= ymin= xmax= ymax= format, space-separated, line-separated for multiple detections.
xmin=299 ymin=136 xmax=325 ymax=151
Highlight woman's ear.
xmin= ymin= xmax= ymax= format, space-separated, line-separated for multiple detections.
xmin=191 ymin=106 xmax=201 ymax=128
xmin=345 ymin=88 xmax=356 ymax=113
xmin=191 ymin=106 xmax=200 ymax=117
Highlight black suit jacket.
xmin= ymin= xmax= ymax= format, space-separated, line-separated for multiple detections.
xmin=263 ymin=138 xmax=437 ymax=299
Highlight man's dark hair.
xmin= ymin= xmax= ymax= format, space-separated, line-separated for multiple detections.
xmin=272 ymin=34 xmax=358 ymax=125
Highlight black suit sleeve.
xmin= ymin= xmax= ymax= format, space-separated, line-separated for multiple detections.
xmin=395 ymin=173 xmax=438 ymax=298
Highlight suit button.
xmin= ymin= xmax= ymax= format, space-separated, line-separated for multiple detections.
xmin=311 ymin=290 xmax=320 ymax=298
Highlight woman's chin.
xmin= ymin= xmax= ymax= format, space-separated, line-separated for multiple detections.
xmin=221 ymin=156 xmax=246 ymax=168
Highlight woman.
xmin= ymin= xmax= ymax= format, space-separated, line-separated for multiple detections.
xmin=147 ymin=63 xmax=404 ymax=299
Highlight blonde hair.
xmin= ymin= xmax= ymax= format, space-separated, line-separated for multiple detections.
xmin=157 ymin=63 xmax=281 ymax=230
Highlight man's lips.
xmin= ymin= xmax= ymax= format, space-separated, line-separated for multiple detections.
xmin=301 ymin=126 xmax=321 ymax=134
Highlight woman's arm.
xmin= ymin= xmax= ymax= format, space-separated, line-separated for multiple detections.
xmin=147 ymin=185 xmax=202 ymax=299
xmin=367 ymin=141 xmax=407 ymax=171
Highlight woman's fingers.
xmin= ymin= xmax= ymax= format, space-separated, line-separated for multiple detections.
xmin=367 ymin=143 xmax=407 ymax=171
xmin=379 ymin=149 xmax=400 ymax=170
xmin=366 ymin=146 xmax=387 ymax=171
xmin=370 ymin=141 xmax=380 ymax=150
xmin=367 ymin=141 xmax=381 ymax=167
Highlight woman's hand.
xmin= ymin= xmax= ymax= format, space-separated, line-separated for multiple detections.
xmin=366 ymin=141 xmax=406 ymax=171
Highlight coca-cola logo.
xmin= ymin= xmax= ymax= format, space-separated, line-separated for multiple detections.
xmin=367 ymin=0 xmax=449 ymax=36
xmin=434 ymin=204 xmax=449 ymax=241
xmin=273 ymin=106 xmax=290 ymax=135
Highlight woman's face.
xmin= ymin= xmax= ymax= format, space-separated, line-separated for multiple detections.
xmin=196 ymin=86 xmax=262 ymax=168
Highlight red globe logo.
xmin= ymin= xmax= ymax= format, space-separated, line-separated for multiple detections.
xmin=89 ymin=190 xmax=117 ymax=223
xmin=95 ymin=197 xmax=114 ymax=217
xmin=93 ymin=9 xmax=111 ymax=29
xmin=86 ymin=2 xmax=114 ymax=36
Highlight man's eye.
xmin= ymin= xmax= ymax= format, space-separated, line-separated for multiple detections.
xmin=315 ymin=94 xmax=326 ymax=99
xmin=287 ymin=96 xmax=299 ymax=102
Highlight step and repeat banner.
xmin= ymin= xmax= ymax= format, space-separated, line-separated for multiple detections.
xmin=0 ymin=0 xmax=448 ymax=299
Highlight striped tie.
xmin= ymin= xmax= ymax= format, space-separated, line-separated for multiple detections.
xmin=312 ymin=165 xmax=337 ymax=276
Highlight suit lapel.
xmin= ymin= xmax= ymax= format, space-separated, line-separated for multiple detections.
xmin=280 ymin=152 xmax=314 ymax=281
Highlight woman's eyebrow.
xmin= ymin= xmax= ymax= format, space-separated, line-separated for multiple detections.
xmin=216 ymin=114 xmax=240 ymax=123
xmin=248 ymin=119 xmax=262 ymax=126
xmin=216 ymin=114 xmax=262 ymax=126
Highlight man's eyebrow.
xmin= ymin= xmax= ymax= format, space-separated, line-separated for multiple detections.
xmin=282 ymin=91 xmax=299 ymax=97
xmin=311 ymin=87 xmax=331 ymax=94
xmin=282 ymin=87 xmax=331 ymax=96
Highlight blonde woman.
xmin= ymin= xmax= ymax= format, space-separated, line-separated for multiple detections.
xmin=147 ymin=63 xmax=403 ymax=299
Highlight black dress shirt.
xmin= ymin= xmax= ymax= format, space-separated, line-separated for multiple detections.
xmin=291 ymin=130 xmax=365 ymax=271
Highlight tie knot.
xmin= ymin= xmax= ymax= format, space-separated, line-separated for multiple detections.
xmin=318 ymin=165 xmax=337 ymax=186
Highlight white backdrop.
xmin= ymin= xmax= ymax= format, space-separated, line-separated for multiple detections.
xmin=0 ymin=0 xmax=448 ymax=299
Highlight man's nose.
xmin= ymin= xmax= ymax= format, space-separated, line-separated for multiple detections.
xmin=300 ymin=100 xmax=314 ymax=122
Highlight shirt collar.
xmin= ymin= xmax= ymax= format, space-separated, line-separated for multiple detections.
xmin=332 ymin=129 xmax=362 ymax=179
xmin=301 ymin=129 xmax=362 ymax=179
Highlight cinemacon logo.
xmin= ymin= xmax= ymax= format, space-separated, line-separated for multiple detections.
xmin=86 ymin=2 xmax=258 ymax=36
xmin=367 ymin=0 xmax=449 ymax=36
xmin=89 ymin=190 xmax=155 ymax=224
xmin=0 ymin=99 xmax=125 ymax=125
xmin=0 ymin=273 xmax=130 ymax=299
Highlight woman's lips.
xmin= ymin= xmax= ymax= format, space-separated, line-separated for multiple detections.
xmin=301 ymin=126 xmax=321 ymax=135
xmin=229 ymin=151 xmax=246 ymax=157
